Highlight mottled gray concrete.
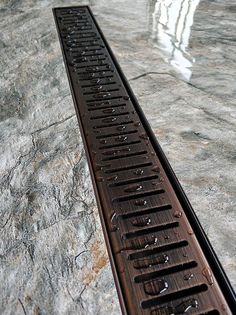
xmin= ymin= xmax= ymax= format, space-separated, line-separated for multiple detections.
xmin=0 ymin=0 xmax=235 ymax=314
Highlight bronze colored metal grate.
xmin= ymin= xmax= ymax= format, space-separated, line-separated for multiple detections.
xmin=53 ymin=6 xmax=236 ymax=315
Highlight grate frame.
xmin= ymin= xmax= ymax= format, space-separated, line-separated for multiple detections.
xmin=53 ymin=6 xmax=236 ymax=315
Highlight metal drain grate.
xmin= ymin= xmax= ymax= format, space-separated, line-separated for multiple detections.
xmin=53 ymin=6 xmax=235 ymax=315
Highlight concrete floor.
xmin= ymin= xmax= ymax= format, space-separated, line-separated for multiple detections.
xmin=0 ymin=0 xmax=235 ymax=314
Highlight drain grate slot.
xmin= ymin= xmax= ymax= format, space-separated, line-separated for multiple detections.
xmin=121 ymin=204 xmax=172 ymax=219
xmin=109 ymin=175 xmax=158 ymax=187
xmin=90 ymin=112 xmax=129 ymax=120
xmin=93 ymin=120 xmax=133 ymax=129
xmin=84 ymin=88 xmax=120 ymax=95
xmin=113 ymin=189 xmax=165 ymax=203
xmin=141 ymin=284 xmax=208 ymax=309
xmin=104 ymin=162 xmax=152 ymax=174
xmin=102 ymin=150 xmax=147 ymax=161
xmin=82 ymin=81 xmax=116 ymax=88
xmin=128 ymin=241 xmax=189 ymax=260
xmin=96 ymin=129 xmax=137 ymax=139
xmin=89 ymin=104 xmax=126 ymax=111
xmin=54 ymin=6 xmax=235 ymax=315
xmin=134 ymin=261 xmax=198 ymax=283
xmin=99 ymin=140 xmax=141 ymax=150
xmin=124 ymin=222 xmax=179 ymax=239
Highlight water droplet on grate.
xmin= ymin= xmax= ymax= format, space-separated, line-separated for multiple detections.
xmin=131 ymin=217 xmax=151 ymax=227
xmin=117 ymin=125 xmax=126 ymax=131
xmin=91 ymin=78 xmax=101 ymax=84
xmin=102 ymin=117 xmax=117 ymax=123
xmin=174 ymin=298 xmax=198 ymax=314
xmin=134 ymin=168 xmax=144 ymax=175
xmin=133 ymin=254 xmax=169 ymax=269
xmin=93 ymin=92 xmax=111 ymax=99
xmin=140 ymin=133 xmax=149 ymax=140
xmin=152 ymin=166 xmax=160 ymax=173
xmin=94 ymin=164 xmax=104 ymax=171
xmin=91 ymin=85 xmax=103 ymax=91
xmin=110 ymin=212 xmax=118 ymax=232
xmin=131 ymin=235 xmax=158 ymax=250
xmin=135 ymin=199 xmax=147 ymax=206
xmin=125 ymin=184 xmax=143 ymax=193
xmin=115 ymin=135 xmax=128 ymax=142
xmin=151 ymin=298 xmax=198 ymax=315
xmin=173 ymin=210 xmax=182 ymax=218
xmin=144 ymin=279 xmax=168 ymax=296
xmin=103 ymin=108 xmax=115 ymax=114
xmin=100 ymin=139 xmax=107 ymax=144
xmin=183 ymin=273 xmax=194 ymax=281
xmin=123 ymin=96 xmax=130 ymax=100
xmin=107 ymin=175 xmax=118 ymax=181
xmin=103 ymin=147 xmax=130 ymax=156
xmin=202 ymin=267 xmax=214 ymax=285
xmin=151 ymin=181 xmax=158 ymax=186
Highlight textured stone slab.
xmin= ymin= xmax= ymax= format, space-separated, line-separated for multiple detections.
xmin=0 ymin=0 xmax=235 ymax=314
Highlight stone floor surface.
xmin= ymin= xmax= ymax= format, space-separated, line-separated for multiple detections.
xmin=0 ymin=0 xmax=235 ymax=314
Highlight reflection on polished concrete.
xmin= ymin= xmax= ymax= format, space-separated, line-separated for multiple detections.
xmin=150 ymin=0 xmax=200 ymax=81
xmin=0 ymin=0 xmax=235 ymax=314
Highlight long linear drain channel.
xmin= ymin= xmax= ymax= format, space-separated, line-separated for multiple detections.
xmin=53 ymin=6 xmax=236 ymax=315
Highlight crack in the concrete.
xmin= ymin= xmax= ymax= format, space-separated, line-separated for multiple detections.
xmin=1 ymin=150 xmax=31 ymax=188
xmin=18 ymin=298 xmax=27 ymax=315
xmin=84 ymin=228 xmax=95 ymax=248
xmin=66 ymin=152 xmax=94 ymax=217
xmin=44 ymin=265 xmax=56 ymax=294
xmin=31 ymin=114 xmax=76 ymax=135
xmin=186 ymin=81 xmax=208 ymax=94
xmin=66 ymin=285 xmax=86 ymax=310
xmin=23 ymin=241 xmax=35 ymax=263
xmin=0 ymin=213 xmax=12 ymax=229
xmin=62 ymin=165 xmax=81 ymax=219
xmin=200 ymin=108 xmax=236 ymax=128
xmin=1 ymin=133 xmax=40 ymax=190
xmin=31 ymin=134 xmax=37 ymax=151
xmin=128 ymin=71 xmax=176 ymax=81
xmin=66 ymin=286 xmax=76 ymax=303
xmin=128 ymin=71 xmax=213 ymax=97
xmin=75 ymin=250 xmax=88 ymax=262
xmin=0 ymin=239 xmax=27 ymax=259
xmin=52 ymin=185 xmax=62 ymax=211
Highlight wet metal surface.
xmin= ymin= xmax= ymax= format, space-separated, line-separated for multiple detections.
xmin=0 ymin=0 xmax=236 ymax=314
